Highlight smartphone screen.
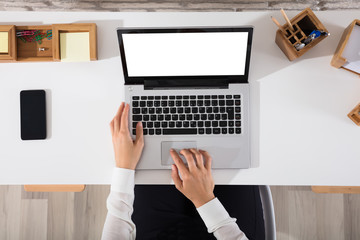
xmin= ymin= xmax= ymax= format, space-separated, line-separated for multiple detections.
xmin=20 ymin=90 xmax=47 ymax=140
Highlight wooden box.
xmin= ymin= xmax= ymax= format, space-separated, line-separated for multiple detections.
xmin=275 ymin=8 xmax=329 ymax=61
xmin=53 ymin=23 xmax=97 ymax=61
xmin=331 ymin=19 xmax=360 ymax=76
xmin=15 ymin=25 xmax=54 ymax=62
xmin=0 ymin=25 xmax=17 ymax=61
xmin=348 ymin=103 xmax=360 ymax=126
xmin=0 ymin=23 xmax=97 ymax=63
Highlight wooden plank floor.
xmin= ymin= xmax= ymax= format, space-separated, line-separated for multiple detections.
xmin=1 ymin=185 xmax=360 ymax=239
xmin=270 ymin=186 xmax=360 ymax=240
xmin=0 ymin=185 xmax=109 ymax=240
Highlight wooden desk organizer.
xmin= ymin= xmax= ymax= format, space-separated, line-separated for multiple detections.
xmin=275 ymin=8 xmax=329 ymax=61
xmin=0 ymin=23 xmax=97 ymax=62
xmin=0 ymin=25 xmax=17 ymax=61
xmin=348 ymin=103 xmax=360 ymax=126
xmin=331 ymin=19 xmax=360 ymax=76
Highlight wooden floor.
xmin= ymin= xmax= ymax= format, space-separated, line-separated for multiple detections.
xmin=0 ymin=185 xmax=360 ymax=239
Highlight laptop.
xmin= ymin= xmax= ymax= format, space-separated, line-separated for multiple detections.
xmin=117 ymin=26 xmax=253 ymax=169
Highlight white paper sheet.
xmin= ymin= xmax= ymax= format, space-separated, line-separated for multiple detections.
xmin=342 ymin=24 xmax=360 ymax=74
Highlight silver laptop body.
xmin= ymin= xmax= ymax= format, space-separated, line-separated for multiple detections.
xmin=117 ymin=27 xmax=253 ymax=169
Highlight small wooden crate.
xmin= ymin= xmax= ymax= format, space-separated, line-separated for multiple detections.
xmin=15 ymin=25 xmax=54 ymax=62
xmin=275 ymin=8 xmax=329 ymax=61
xmin=331 ymin=19 xmax=360 ymax=76
xmin=0 ymin=25 xmax=17 ymax=61
xmin=0 ymin=23 xmax=97 ymax=63
xmin=52 ymin=23 xmax=97 ymax=61
xmin=348 ymin=103 xmax=360 ymax=126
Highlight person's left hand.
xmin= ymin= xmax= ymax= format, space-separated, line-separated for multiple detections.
xmin=110 ymin=102 xmax=144 ymax=170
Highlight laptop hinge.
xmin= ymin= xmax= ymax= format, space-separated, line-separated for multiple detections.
xmin=144 ymin=79 xmax=228 ymax=90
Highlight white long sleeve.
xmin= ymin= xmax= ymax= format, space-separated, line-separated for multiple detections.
xmin=101 ymin=167 xmax=248 ymax=240
xmin=197 ymin=198 xmax=248 ymax=240
xmin=101 ymin=168 xmax=136 ymax=240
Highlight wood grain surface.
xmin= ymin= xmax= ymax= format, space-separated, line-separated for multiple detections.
xmin=0 ymin=0 xmax=359 ymax=12
xmin=271 ymin=186 xmax=360 ymax=240
xmin=1 ymin=185 xmax=360 ymax=239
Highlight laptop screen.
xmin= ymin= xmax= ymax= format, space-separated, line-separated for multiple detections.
xmin=117 ymin=27 xmax=253 ymax=85
xmin=122 ymin=32 xmax=248 ymax=77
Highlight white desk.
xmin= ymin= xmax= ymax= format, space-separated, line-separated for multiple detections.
xmin=1 ymin=11 xmax=360 ymax=185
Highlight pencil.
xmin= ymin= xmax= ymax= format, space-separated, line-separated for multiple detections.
xmin=280 ymin=8 xmax=295 ymax=32
xmin=271 ymin=16 xmax=288 ymax=35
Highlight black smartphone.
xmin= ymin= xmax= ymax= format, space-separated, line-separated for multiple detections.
xmin=20 ymin=90 xmax=47 ymax=140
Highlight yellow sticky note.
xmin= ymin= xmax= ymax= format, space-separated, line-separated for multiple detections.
xmin=0 ymin=32 xmax=9 ymax=53
xmin=60 ymin=32 xmax=90 ymax=62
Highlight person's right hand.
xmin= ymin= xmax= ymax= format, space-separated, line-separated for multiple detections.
xmin=170 ymin=148 xmax=215 ymax=208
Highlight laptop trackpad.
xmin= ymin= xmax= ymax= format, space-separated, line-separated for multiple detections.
xmin=161 ymin=141 xmax=197 ymax=166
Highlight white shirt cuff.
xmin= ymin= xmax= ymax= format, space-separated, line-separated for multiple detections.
xmin=110 ymin=168 xmax=135 ymax=194
xmin=196 ymin=197 xmax=236 ymax=232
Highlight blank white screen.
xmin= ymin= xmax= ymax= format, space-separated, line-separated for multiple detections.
xmin=122 ymin=32 xmax=248 ymax=77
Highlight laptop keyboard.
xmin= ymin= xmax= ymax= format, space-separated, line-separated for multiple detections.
xmin=131 ymin=95 xmax=241 ymax=135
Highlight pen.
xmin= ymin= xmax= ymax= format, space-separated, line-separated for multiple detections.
xmin=280 ymin=8 xmax=295 ymax=32
xmin=271 ymin=16 xmax=288 ymax=35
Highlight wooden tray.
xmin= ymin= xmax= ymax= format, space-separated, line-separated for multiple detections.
xmin=331 ymin=19 xmax=360 ymax=76
xmin=0 ymin=25 xmax=17 ymax=61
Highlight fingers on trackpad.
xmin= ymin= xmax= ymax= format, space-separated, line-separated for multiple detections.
xmin=161 ymin=141 xmax=197 ymax=166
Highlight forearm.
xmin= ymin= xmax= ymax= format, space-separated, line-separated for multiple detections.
xmin=197 ymin=198 xmax=248 ymax=240
xmin=101 ymin=168 xmax=136 ymax=240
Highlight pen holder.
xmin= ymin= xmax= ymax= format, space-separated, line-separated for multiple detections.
xmin=275 ymin=8 xmax=329 ymax=61
xmin=348 ymin=103 xmax=360 ymax=126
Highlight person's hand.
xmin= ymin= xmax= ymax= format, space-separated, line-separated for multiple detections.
xmin=170 ymin=148 xmax=215 ymax=208
xmin=110 ymin=102 xmax=144 ymax=170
